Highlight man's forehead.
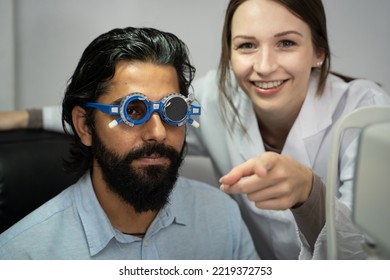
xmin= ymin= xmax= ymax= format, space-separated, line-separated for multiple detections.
xmin=102 ymin=61 xmax=180 ymax=102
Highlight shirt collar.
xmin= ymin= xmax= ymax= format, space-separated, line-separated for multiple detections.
xmin=166 ymin=177 xmax=190 ymax=225
xmin=73 ymin=172 xmax=187 ymax=257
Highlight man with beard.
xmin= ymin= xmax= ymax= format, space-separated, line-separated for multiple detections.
xmin=0 ymin=27 xmax=258 ymax=259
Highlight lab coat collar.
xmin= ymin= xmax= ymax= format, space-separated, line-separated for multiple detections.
xmin=300 ymin=72 xmax=329 ymax=138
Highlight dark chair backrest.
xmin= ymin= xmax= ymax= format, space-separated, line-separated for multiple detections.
xmin=0 ymin=129 xmax=80 ymax=233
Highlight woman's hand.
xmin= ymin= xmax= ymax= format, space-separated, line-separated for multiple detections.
xmin=219 ymin=152 xmax=313 ymax=210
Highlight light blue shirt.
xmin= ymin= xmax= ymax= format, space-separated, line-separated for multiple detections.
xmin=0 ymin=172 xmax=258 ymax=260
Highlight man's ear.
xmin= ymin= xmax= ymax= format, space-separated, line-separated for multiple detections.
xmin=72 ymin=106 xmax=92 ymax=147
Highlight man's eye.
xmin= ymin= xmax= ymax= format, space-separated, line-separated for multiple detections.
xmin=127 ymin=108 xmax=140 ymax=116
xmin=126 ymin=102 xmax=146 ymax=120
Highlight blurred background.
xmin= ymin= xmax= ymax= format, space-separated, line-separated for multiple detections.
xmin=1 ymin=0 xmax=389 ymax=111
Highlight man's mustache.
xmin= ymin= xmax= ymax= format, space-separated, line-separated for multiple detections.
xmin=124 ymin=143 xmax=180 ymax=162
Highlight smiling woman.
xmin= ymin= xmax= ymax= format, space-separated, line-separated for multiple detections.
xmin=186 ymin=0 xmax=390 ymax=260
xmin=229 ymin=0 xmax=324 ymax=146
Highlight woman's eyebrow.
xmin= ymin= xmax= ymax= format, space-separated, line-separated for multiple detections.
xmin=232 ymin=35 xmax=255 ymax=41
xmin=274 ymin=30 xmax=303 ymax=38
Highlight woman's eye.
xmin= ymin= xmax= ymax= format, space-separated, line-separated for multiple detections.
xmin=237 ymin=42 xmax=255 ymax=49
xmin=279 ymin=40 xmax=295 ymax=48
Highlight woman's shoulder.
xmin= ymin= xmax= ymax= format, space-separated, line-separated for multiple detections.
xmin=192 ymin=69 xmax=219 ymax=101
xmin=328 ymin=73 xmax=389 ymax=99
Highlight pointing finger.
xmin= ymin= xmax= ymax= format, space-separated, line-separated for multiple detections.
xmin=219 ymin=152 xmax=277 ymax=185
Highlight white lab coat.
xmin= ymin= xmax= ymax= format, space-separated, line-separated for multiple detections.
xmin=43 ymin=69 xmax=390 ymax=259
xmin=186 ymin=69 xmax=390 ymax=259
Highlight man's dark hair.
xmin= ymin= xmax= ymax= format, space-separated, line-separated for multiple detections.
xmin=61 ymin=27 xmax=196 ymax=176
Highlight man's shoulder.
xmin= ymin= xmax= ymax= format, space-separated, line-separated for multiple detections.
xmin=174 ymin=176 xmax=237 ymax=208
xmin=0 ymin=187 xmax=76 ymax=251
xmin=176 ymin=176 xmax=221 ymax=192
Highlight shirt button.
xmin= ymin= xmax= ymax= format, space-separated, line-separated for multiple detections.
xmin=143 ymin=239 xmax=149 ymax=247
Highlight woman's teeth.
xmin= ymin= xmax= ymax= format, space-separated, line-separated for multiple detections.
xmin=255 ymin=80 xmax=284 ymax=89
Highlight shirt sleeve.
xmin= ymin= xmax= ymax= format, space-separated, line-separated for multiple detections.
xmin=26 ymin=109 xmax=43 ymax=129
xmin=291 ymin=173 xmax=325 ymax=251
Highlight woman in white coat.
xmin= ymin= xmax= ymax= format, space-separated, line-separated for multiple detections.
xmin=1 ymin=0 xmax=390 ymax=259
xmin=187 ymin=0 xmax=390 ymax=259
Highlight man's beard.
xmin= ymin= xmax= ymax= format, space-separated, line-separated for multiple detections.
xmin=91 ymin=131 xmax=185 ymax=213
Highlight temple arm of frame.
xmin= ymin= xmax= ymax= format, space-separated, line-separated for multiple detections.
xmin=84 ymin=103 xmax=120 ymax=115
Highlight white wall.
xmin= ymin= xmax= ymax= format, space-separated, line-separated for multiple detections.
xmin=324 ymin=0 xmax=390 ymax=90
xmin=0 ymin=0 xmax=15 ymax=111
xmin=1 ymin=0 xmax=389 ymax=110
xmin=11 ymin=0 xmax=229 ymax=109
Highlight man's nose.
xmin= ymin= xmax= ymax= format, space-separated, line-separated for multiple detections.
xmin=141 ymin=112 xmax=167 ymax=143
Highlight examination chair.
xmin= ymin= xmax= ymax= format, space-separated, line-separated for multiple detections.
xmin=0 ymin=129 xmax=80 ymax=234
xmin=0 ymin=129 xmax=218 ymax=234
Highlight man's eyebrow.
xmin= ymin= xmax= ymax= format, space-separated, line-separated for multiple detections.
xmin=111 ymin=97 xmax=123 ymax=104
xmin=274 ymin=30 xmax=303 ymax=38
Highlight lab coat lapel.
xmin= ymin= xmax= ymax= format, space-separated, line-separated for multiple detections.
xmin=233 ymin=90 xmax=266 ymax=163
xmin=284 ymin=72 xmax=339 ymax=167
xmin=282 ymin=119 xmax=312 ymax=167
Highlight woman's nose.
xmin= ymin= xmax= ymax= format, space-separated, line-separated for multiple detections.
xmin=253 ymin=48 xmax=278 ymax=75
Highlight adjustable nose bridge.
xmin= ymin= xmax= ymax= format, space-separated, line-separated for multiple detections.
xmin=253 ymin=46 xmax=277 ymax=75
